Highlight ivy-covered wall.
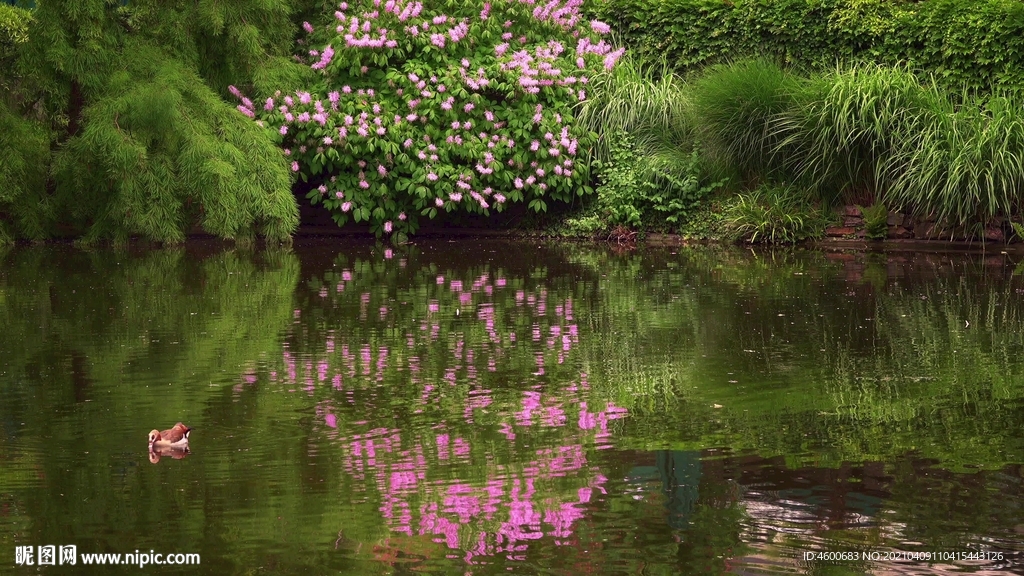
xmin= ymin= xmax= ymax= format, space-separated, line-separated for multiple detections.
xmin=593 ymin=0 xmax=1024 ymax=93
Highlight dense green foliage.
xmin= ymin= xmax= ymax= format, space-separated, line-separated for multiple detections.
xmin=6 ymin=0 xmax=1024 ymax=242
xmin=0 ymin=0 xmax=308 ymax=244
xmin=569 ymin=0 xmax=1024 ymax=241
xmin=688 ymin=60 xmax=1024 ymax=230
xmin=592 ymin=130 xmax=718 ymax=230
xmin=0 ymin=5 xmax=46 ymax=245
xmin=0 ymin=4 xmax=29 ymax=59
xmin=593 ymin=0 xmax=1024 ymax=94
xmin=241 ymin=0 xmax=622 ymax=239
xmin=0 ymin=99 xmax=49 ymax=244
xmin=859 ymin=202 xmax=888 ymax=240
xmin=688 ymin=58 xmax=802 ymax=185
xmin=577 ymin=56 xmax=721 ymax=232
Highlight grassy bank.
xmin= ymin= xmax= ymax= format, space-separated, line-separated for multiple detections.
xmin=572 ymin=56 xmax=1024 ymax=244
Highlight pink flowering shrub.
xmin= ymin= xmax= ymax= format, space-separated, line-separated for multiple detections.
xmin=233 ymin=0 xmax=623 ymax=237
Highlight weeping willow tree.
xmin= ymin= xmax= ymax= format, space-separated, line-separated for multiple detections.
xmin=2 ymin=0 xmax=318 ymax=243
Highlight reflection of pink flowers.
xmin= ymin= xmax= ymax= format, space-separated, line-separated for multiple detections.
xmin=283 ymin=272 xmax=634 ymax=560
xmin=311 ymin=392 xmax=626 ymax=559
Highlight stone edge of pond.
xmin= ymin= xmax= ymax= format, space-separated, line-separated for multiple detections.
xmin=298 ymin=228 xmax=1024 ymax=254
xmin=8 ymin=227 xmax=1024 ymax=254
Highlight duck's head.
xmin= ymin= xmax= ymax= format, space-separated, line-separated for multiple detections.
xmin=147 ymin=429 xmax=161 ymax=448
xmin=172 ymin=422 xmax=192 ymax=439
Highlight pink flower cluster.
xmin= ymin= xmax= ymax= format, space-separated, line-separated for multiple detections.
xmin=311 ymin=44 xmax=336 ymax=69
xmin=525 ymin=0 xmax=585 ymax=29
xmin=576 ymin=37 xmax=625 ymax=71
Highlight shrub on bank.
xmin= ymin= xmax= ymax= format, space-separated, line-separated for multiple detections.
xmin=577 ymin=55 xmax=722 ymax=233
xmin=0 ymin=4 xmax=30 ymax=61
xmin=0 ymin=100 xmax=50 ymax=245
xmin=239 ymin=0 xmax=624 ymax=239
xmin=0 ymin=5 xmax=48 ymax=246
xmin=1 ymin=0 xmax=305 ymax=244
xmin=688 ymin=58 xmax=803 ymax=185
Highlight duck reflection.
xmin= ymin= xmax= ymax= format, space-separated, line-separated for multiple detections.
xmin=148 ymin=446 xmax=190 ymax=464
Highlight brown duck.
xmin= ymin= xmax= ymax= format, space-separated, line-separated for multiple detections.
xmin=147 ymin=422 xmax=192 ymax=450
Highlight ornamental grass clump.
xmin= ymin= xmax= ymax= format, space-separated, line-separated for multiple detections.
xmin=779 ymin=64 xmax=949 ymax=206
xmin=723 ymin=184 xmax=827 ymax=244
xmin=235 ymin=0 xmax=625 ymax=238
xmin=887 ymin=93 xmax=1024 ymax=226
xmin=689 ymin=59 xmax=803 ymax=184
xmin=578 ymin=55 xmax=721 ymax=232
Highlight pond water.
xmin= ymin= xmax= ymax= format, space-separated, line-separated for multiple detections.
xmin=1 ymin=239 xmax=1023 ymax=575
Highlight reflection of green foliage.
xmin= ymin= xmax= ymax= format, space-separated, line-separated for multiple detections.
xmin=0 ymin=245 xmax=299 ymax=422
xmin=0 ymin=246 xmax=303 ymax=567
xmin=0 ymin=245 xmax=310 ymax=570
xmin=2 ymin=241 xmax=1023 ymax=573
xmin=674 ymin=481 xmax=748 ymax=575
xmin=588 ymin=247 xmax=1024 ymax=473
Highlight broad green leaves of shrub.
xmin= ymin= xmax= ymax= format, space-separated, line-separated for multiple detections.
xmin=596 ymin=130 xmax=719 ymax=230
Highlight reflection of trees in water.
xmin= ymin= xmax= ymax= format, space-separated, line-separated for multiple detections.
xmin=4 ymin=241 xmax=1024 ymax=573
xmin=0 ymin=244 xmax=304 ymax=570
xmin=1 ymin=245 xmax=299 ymax=418
xmin=673 ymin=451 xmax=1023 ymax=570
xmin=628 ymin=451 xmax=702 ymax=530
xmin=584 ymin=246 xmax=1024 ymax=471
xmin=658 ymin=451 xmax=702 ymax=530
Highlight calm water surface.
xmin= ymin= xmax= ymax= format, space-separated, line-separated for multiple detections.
xmin=1 ymin=240 xmax=1023 ymax=574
